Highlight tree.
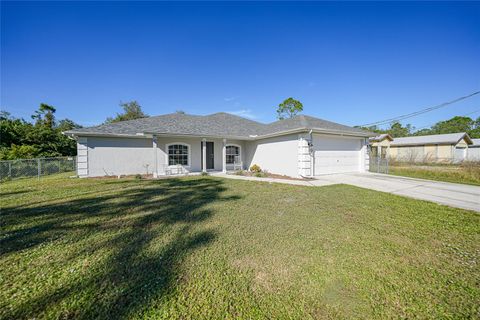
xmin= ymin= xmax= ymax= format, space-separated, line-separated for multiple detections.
xmin=32 ymin=103 xmax=56 ymax=128
xmin=105 ymin=101 xmax=149 ymax=123
xmin=429 ymin=116 xmax=474 ymax=135
xmin=387 ymin=122 xmax=412 ymax=137
xmin=57 ymin=119 xmax=82 ymax=132
xmin=0 ymin=104 xmax=78 ymax=160
xmin=276 ymin=97 xmax=303 ymax=120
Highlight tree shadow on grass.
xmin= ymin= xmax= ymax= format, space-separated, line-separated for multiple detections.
xmin=1 ymin=177 xmax=241 ymax=319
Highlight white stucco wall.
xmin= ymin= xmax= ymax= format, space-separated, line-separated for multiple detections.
xmin=244 ymin=134 xmax=299 ymax=177
xmin=79 ymin=135 xmax=247 ymax=177
xmin=85 ymin=136 xmax=155 ymax=177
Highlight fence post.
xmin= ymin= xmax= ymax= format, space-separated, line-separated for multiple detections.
xmin=37 ymin=159 xmax=41 ymax=180
xmin=377 ymin=156 xmax=380 ymax=173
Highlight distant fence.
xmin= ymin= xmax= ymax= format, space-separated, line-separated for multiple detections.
xmin=0 ymin=156 xmax=76 ymax=181
xmin=369 ymin=156 xmax=389 ymax=174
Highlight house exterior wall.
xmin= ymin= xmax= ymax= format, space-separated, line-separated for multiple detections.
xmin=78 ymin=135 xmax=247 ymax=177
xmin=79 ymin=133 xmax=366 ymax=178
xmin=86 ymin=136 xmax=155 ymax=177
xmin=244 ymin=134 xmax=299 ymax=177
xmin=390 ymin=143 xmax=463 ymax=163
xmin=467 ymin=147 xmax=480 ymax=161
xmin=437 ymin=145 xmax=453 ymax=161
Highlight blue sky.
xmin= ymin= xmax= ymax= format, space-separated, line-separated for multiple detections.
xmin=1 ymin=1 xmax=479 ymax=129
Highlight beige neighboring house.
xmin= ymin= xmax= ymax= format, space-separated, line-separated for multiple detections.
xmin=388 ymin=132 xmax=473 ymax=163
xmin=369 ymin=134 xmax=393 ymax=159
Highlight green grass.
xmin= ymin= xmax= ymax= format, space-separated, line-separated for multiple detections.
xmin=1 ymin=174 xmax=479 ymax=319
xmin=389 ymin=163 xmax=480 ymax=186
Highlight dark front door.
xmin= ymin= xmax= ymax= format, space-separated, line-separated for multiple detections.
xmin=201 ymin=141 xmax=215 ymax=170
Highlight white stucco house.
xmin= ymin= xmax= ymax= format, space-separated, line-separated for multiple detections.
xmin=64 ymin=112 xmax=374 ymax=178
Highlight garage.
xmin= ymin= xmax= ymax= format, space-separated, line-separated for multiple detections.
xmin=313 ymin=134 xmax=363 ymax=175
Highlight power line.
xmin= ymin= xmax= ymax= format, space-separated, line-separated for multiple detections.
xmin=413 ymin=108 xmax=480 ymax=132
xmin=358 ymin=91 xmax=480 ymax=127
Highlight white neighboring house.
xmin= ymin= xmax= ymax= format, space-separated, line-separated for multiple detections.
xmin=467 ymin=139 xmax=480 ymax=161
xmin=64 ymin=112 xmax=374 ymax=178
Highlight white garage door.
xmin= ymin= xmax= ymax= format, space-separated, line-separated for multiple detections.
xmin=313 ymin=135 xmax=362 ymax=175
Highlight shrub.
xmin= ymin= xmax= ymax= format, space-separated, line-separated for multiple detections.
xmin=234 ymin=170 xmax=245 ymax=176
xmin=201 ymin=171 xmax=209 ymax=176
xmin=134 ymin=174 xmax=142 ymax=180
xmin=253 ymin=172 xmax=267 ymax=178
xmin=250 ymin=164 xmax=261 ymax=173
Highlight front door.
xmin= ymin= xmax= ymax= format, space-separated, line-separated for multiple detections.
xmin=201 ymin=142 xmax=215 ymax=170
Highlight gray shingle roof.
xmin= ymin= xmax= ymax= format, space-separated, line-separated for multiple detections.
xmin=65 ymin=112 xmax=373 ymax=139
xmin=471 ymin=139 xmax=480 ymax=147
xmin=390 ymin=132 xmax=472 ymax=146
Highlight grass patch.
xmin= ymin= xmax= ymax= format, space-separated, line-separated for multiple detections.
xmin=1 ymin=175 xmax=479 ymax=319
xmin=389 ymin=162 xmax=480 ymax=185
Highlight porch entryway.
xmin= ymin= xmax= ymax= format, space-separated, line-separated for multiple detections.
xmin=201 ymin=141 xmax=215 ymax=170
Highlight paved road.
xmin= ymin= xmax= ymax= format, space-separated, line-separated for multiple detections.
xmin=312 ymin=173 xmax=480 ymax=212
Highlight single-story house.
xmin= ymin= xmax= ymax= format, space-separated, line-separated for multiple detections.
xmin=388 ymin=132 xmax=473 ymax=163
xmin=64 ymin=112 xmax=374 ymax=178
xmin=467 ymin=138 xmax=480 ymax=161
xmin=369 ymin=134 xmax=394 ymax=159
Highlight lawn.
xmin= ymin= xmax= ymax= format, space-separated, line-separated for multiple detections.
xmin=389 ymin=162 xmax=480 ymax=186
xmin=1 ymin=174 xmax=479 ymax=319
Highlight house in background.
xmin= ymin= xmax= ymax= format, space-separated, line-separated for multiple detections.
xmin=388 ymin=132 xmax=473 ymax=163
xmin=64 ymin=113 xmax=374 ymax=178
xmin=467 ymin=139 xmax=480 ymax=161
xmin=369 ymin=134 xmax=393 ymax=159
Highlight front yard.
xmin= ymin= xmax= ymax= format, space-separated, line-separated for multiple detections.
xmin=1 ymin=174 xmax=479 ymax=319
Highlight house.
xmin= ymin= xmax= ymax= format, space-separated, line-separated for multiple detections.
xmin=467 ymin=139 xmax=480 ymax=161
xmin=388 ymin=132 xmax=473 ymax=163
xmin=369 ymin=134 xmax=394 ymax=159
xmin=64 ymin=112 xmax=374 ymax=178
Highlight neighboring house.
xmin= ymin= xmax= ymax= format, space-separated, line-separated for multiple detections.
xmin=369 ymin=134 xmax=393 ymax=159
xmin=388 ymin=132 xmax=473 ymax=163
xmin=467 ymin=139 xmax=480 ymax=161
xmin=64 ymin=112 xmax=374 ymax=178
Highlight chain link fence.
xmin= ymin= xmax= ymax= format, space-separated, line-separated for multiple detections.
xmin=369 ymin=156 xmax=389 ymax=174
xmin=0 ymin=156 xmax=76 ymax=181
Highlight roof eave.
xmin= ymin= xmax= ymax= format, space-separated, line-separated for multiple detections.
xmin=254 ymin=127 xmax=373 ymax=140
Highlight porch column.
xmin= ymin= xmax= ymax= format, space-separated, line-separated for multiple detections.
xmin=153 ymin=135 xmax=158 ymax=178
xmin=222 ymin=138 xmax=227 ymax=173
xmin=202 ymin=138 xmax=207 ymax=172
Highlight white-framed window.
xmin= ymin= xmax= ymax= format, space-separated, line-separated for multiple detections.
xmin=167 ymin=143 xmax=190 ymax=166
xmin=226 ymin=145 xmax=240 ymax=164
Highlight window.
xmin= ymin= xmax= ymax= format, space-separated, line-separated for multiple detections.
xmin=226 ymin=145 xmax=240 ymax=164
xmin=168 ymin=144 xmax=189 ymax=166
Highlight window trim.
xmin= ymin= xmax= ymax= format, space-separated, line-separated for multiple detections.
xmin=225 ymin=144 xmax=241 ymax=165
xmin=165 ymin=142 xmax=191 ymax=167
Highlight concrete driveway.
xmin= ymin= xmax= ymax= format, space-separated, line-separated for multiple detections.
xmin=312 ymin=173 xmax=480 ymax=212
